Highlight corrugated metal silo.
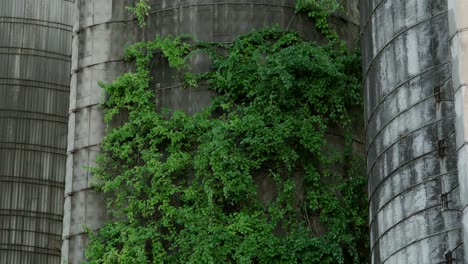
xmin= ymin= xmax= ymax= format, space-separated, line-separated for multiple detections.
xmin=0 ymin=0 xmax=73 ymax=263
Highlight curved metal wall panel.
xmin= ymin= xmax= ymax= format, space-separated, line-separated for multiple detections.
xmin=0 ymin=0 xmax=73 ymax=263
xmin=63 ymin=0 xmax=360 ymax=262
xmin=361 ymin=0 xmax=464 ymax=263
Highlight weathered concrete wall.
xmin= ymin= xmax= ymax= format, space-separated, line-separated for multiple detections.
xmin=448 ymin=0 xmax=468 ymax=260
xmin=361 ymin=0 xmax=464 ymax=263
xmin=0 ymin=0 xmax=73 ymax=263
xmin=146 ymin=0 xmax=360 ymax=113
xmin=62 ymin=0 xmax=360 ymax=263
xmin=61 ymin=0 xmax=137 ymax=263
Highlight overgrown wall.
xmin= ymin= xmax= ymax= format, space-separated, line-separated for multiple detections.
xmin=361 ymin=0 xmax=464 ymax=262
xmin=63 ymin=0 xmax=360 ymax=262
xmin=0 ymin=0 xmax=73 ymax=263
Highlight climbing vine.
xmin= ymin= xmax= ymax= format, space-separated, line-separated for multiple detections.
xmin=295 ymin=0 xmax=341 ymax=41
xmin=85 ymin=0 xmax=368 ymax=263
xmin=127 ymin=0 xmax=150 ymax=27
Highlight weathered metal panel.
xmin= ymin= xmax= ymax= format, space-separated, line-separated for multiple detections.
xmin=361 ymin=0 xmax=464 ymax=262
xmin=0 ymin=0 xmax=73 ymax=263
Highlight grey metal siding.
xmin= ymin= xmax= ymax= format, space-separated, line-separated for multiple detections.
xmin=0 ymin=0 xmax=73 ymax=263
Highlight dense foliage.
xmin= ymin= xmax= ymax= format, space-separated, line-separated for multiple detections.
xmin=85 ymin=1 xmax=368 ymax=263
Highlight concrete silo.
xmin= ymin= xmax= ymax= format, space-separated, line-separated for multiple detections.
xmin=0 ymin=0 xmax=73 ymax=263
xmin=361 ymin=0 xmax=465 ymax=262
xmin=448 ymin=0 xmax=468 ymax=261
xmin=62 ymin=0 xmax=360 ymax=263
xmin=61 ymin=0 xmax=137 ymax=262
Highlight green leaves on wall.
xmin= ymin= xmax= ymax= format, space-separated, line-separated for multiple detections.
xmin=86 ymin=1 xmax=368 ymax=263
xmin=85 ymin=26 xmax=368 ymax=263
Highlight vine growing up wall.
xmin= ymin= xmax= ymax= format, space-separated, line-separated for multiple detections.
xmin=85 ymin=1 xmax=368 ymax=263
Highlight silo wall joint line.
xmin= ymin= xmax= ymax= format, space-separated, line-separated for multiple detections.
xmin=368 ymin=170 xmax=458 ymax=227
xmin=433 ymin=242 xmax=463 ymax=264
xmin=364 ymin=62 xmax=451 ymax=133
xmin=363 ymin=11 xmax=448 ymax=82
xmin=367 ymin=115 xmax=455 ymax=177
xmin=371 ymin=203 xmax=449 ymax=253
xmin=366 ymin=83 xmax=453 ymax=153
xmin=453 ymin=84 xmax=468 ymax=96
xmin=378 ymin=228 xmax=462 ymax=264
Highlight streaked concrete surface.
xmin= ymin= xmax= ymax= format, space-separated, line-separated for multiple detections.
xmin=361 ymin=0 xmax=464 ymax=262
xmin=61 ymin=0 xmax=136 ymax=263
xmin=0 ymin=0 xmax=73 ymax=263
xmin=448 ymin=0 xmax=468 ymax=260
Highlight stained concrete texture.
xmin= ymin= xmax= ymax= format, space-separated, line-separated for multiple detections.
xmin=361 ymin=0 xmax=464 ymax=263
xmin=448 ymin=0 xmax=468 ymax=260
xmin=0 ymin=0 xmax=73 ymax=263
xmin=63 ymin=0 xmax=361 ymax=263
xmin=61 ymin=0 xmax=136 ymax=263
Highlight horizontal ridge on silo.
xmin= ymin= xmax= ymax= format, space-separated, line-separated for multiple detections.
xmin=0 ymin=0 xmax=73 ymax=263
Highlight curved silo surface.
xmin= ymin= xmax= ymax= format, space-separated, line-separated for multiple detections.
xmin=63 ymin=0 xmax=361 ymax=262
xmin=0 ymin=0 xmax=72 ymax=263
xmin=361 ymin=0 xmax=463 ymax=263
xmin=146 ymin=0 xmax=360 ymax=113
xmin=62 ymin=0 xmax=137 ymax=262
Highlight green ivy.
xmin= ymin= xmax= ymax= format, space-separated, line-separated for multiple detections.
xmin=295 ymin=0 xmax=341 ymax=42
xmin=127 ymin=0 xmax=151 ymax=27
xmin=85 ymin=26 xmax=368 ymax=263
xmin=85 ymin=0 xmax=368 ymax=263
